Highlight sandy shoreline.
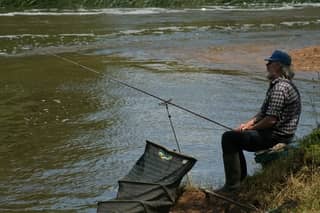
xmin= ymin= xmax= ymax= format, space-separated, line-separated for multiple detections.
xmin=290 ymin=46 xmax=320 ymax=72
xmin=194 ymin=44 xmax=320 ymax=73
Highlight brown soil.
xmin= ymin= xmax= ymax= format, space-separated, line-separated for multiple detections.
xmin=191 ymin=43 xmax=275 ymax=71
xmin=290 ymin=46 xmax=320 ymax=72
xmin=192 ymin=44 xmax=320 ymax=72
xmin=170 ymin=188 xmax=255 ymax=213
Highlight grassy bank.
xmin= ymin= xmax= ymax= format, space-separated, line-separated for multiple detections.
xmin=242 ymin=128 xmax=320 ymax=211
xmin=1 ymin=0 xmax=320 ymax=10
xmin=172 ymin=128 xmax=320 ymax=212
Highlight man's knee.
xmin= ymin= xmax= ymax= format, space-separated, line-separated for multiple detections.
xmin=221 ymin=131 xmax=240 ymax=153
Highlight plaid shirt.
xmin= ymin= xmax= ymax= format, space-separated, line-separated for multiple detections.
xmin=259 ymin=77 xmax=301 ymax=142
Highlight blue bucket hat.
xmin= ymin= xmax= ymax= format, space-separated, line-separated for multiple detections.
xmin=265 ymin=50 xmax=292 ymax=66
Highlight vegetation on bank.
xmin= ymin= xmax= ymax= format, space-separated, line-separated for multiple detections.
xmin=173 ymin=128 xmax=320 ymax=212
xmin=241 ymin=127 xmax=320 ymax=211
xmin=1 ymin=0 xmax=320 ymax=10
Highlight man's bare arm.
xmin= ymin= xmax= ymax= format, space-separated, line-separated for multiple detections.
xmin=235 ymin=113 xmax=263 ymax=131
xmin=249 ymin=116 xmax=277 ymax=130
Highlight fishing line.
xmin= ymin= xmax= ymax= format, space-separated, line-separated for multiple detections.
xmin=50 ymin=53 xmax=233 ymax=131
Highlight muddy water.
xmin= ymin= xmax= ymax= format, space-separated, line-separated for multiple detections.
xmin=1 ymin=5 xmax=320 ymax=212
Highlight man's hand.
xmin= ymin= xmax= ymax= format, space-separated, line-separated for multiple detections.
xmin=234 ymin=123 xmax=254 ymax=132
xmin=235 ymin=116 xmax=277 ymax=132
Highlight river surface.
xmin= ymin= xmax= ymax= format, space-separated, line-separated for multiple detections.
xmin=1 ymin=4 xmax=320 ymax=212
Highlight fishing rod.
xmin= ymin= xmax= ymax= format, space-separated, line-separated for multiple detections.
xmin=50 ymin=53 xmax=233 ymax=131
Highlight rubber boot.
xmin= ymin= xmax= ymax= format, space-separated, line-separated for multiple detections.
xmin=216 ymin=152 xmax=242 ymax=193
xmin=239 ymin=150 xmax=247 ymax=181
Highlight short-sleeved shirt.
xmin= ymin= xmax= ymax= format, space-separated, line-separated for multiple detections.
xmin=259 ymin=77 xmax=301 ymax=142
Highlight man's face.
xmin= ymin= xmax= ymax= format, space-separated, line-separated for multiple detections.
xmin=266 ymin=61 xmax=281 ymax=80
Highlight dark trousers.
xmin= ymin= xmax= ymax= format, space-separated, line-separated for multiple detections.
xmin=221 ymin=129 xmax=277 ymax=180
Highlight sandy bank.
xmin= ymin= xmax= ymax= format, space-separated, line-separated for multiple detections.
xmin=194 ymin=44 xmax=320 ymax=73
xmin=290 ymin=46 xmax=320 ymax=72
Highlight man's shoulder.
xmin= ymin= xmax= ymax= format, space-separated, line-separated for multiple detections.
xmin=273 ymin=79 xmax=300 ymax=99
xmin=273 ymin=79 xmax=295 ymax=90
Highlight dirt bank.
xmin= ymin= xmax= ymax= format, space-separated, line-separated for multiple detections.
xmin=194 ymin=44 xmax=320 ymax=72
xmin=171 ymin=129 xmax=320 ymax=213
xmin=290 ymin=46 xmax=320 ymax=72
xmin=170 ymin=188 xmax=253 ymax=213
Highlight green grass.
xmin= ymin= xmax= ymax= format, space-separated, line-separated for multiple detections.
xmin=1 ymin=0 xmax=320 ymax=10
xmin=173 ymin=128 xmax=320 ymax=212
xmin=237 ymin=128 xmax=320 ymax=212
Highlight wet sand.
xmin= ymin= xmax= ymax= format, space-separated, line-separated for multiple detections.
xmin=290 ymin=46 xmax=320 ymax=72
xmin=194 ymin=44 xmax=320 ymax=73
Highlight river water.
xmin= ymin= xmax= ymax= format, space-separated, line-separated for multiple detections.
xmin=1 ymin=4 xmax=320 ymax=212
